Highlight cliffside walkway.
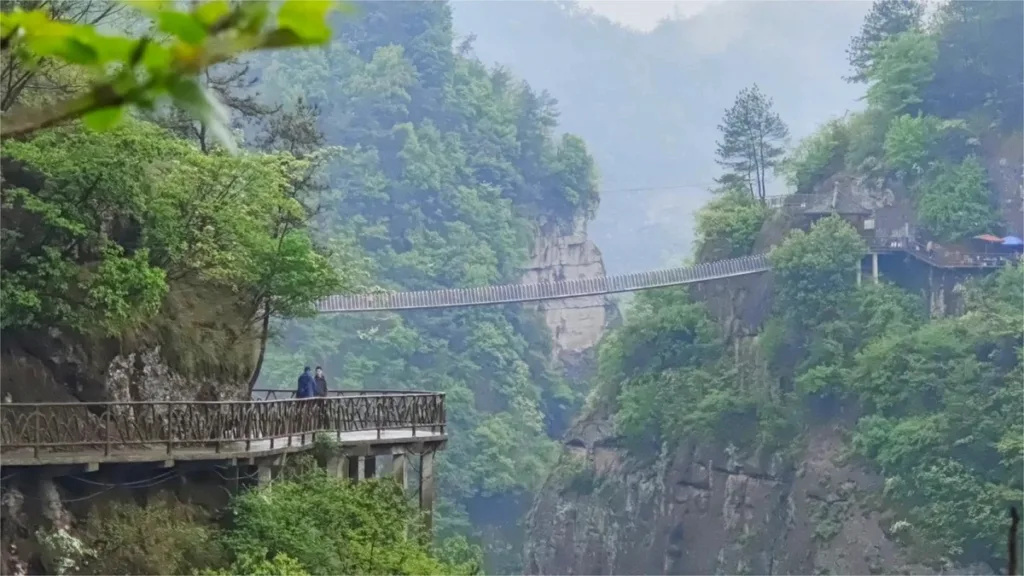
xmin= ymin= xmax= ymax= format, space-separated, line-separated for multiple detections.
xmin=316 ymin=235 xmax=1016 ymax=314
xmin=0 ymin=390 xmax=446 ymax=467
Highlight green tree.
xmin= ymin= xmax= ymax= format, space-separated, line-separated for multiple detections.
xmin=769 ymin=215 xmax=867 ymax=329
xmin=783 ymin=118 xmax=850 ymax=193
xmin=882 ymin=113 xmax=965 ymax=177
xmin=923 ymin=0 xmax=1024 ymax=129
xmin=850 ymin=265 xmax=1023 ymax=564
xmin=715 ymin=84 xmax=789 ymax=202
xmin=864 ymin=30 xmax=938 ymax=117
xmin=846 ymin=0 xmax=924 ymax=83
xmin=915 ymin=156 xmax=995 ymax=242
xmin=222 ymin=471 xmax=479 ymax=575
xmin=1 ymin=119 xmax=340 ymax=343
xmin=694 ymin=187 xmax=768 ymax=258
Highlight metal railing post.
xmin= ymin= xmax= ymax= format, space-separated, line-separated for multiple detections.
xmin=104 ymin=408 xmax=111 ymax=456
xmin=439 ymin=394 xmax=446 ymax=436
xmin=411 ymin=395 xmax=417 ymax=437
xmin=166 ymin=402 xmax=173 ymax=455
xmin=214 ymin=403 xmax=222 ymax=454
xmin=32 ymin=410 xmax=40 ymax=459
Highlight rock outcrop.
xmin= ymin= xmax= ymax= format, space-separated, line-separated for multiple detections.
xmin=522 ymin=217 xmax=615 ymax=358
xmin=522 ymin=217 xmax=618 ymax=389
xmin=0 ymin=283 xmax=256 ymax=405
xmin=524 ymin=402 xmax=952 ymax=575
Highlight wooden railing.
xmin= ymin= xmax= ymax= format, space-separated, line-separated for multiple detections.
xmin=0 ymin=393 xmax=445 ymax=460
xmin=249 ymin=388 xmax=428 ymax=401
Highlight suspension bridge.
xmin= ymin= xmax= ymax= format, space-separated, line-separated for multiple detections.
xmin=314 ymin=235 xmax=1015 ymax=314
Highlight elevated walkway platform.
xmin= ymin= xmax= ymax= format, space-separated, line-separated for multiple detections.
xmin=0 ymin=390 xmax=447 ymax=468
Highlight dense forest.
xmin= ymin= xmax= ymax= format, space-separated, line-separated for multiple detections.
xmin=587 ymin=0 xmax=1023 ymax=570
xmin=251 ymin=2 xmax=601 ymax=570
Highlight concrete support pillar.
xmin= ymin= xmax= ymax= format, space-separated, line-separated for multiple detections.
xmin=391 ymin=452 xmax=407 ymax=490
xmin=326 ymin=453 xmax=345 ymax=478
xmin=357 ymin=456 xmax=366 ymax=481
xmin=871 ymin=252 xmax=879 ymax=283
xmin=856 ymin=257 xmax=862 ymax=286
xmin=257 ymin=463 xmax=273 ymax=486
xmin=419 ymin=451 xmax=435 ymax=537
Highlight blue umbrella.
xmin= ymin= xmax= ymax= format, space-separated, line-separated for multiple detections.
xmin=1002 ymin=235 xmax=1023 ymax=246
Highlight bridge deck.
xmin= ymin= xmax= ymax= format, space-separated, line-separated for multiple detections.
xmin=1 ymin=392 xmax=446 ymax=468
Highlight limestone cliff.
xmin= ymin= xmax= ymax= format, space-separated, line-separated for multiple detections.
xmin=0 ymin=282 xmax=256 ymax=405
xmin=524 ymin=399 xmax=963 ymax=575
xmin=522 ymin=217 xmax=617 ymax=379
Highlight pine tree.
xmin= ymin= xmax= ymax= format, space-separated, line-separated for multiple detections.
xmin=714 ymin=85 xmax=789 ymax=203
xmin=846 ymin=0 xmax=925 ymax=84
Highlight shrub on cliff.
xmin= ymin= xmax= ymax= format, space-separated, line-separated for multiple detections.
xmin=221 ymin=469 xmax=481 ymax=575
xmin=78 ymin=499 xmax=224 ymax=575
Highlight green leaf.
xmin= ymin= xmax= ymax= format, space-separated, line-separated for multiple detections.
xmin=276 ymin=0 xmax=334 ymax=44
xmin=59 ymin=37 xmax=100 ymax=65
xmin=157 ymin=12 xmax=207 ymax=44
xmin=194 ymin=0 xmax=232 ymax=28
xmin=168 ymin=78 xmax=236 ymax=153
xmin=261 ymin=28 xmax=303 ymax=49
xmin=236 ymin=2 xmax=271 ymax=35
xmin=82 ymin=106 xmax=125 ymax=131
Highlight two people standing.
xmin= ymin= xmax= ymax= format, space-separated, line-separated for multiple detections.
xmin=296 ymin=366 xmax=329 ymax=399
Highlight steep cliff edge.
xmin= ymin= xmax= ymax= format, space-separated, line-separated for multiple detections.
xmin=524 ymin=398 xmax=950 ymax=575
xmin=521 ymin=218 xmax=618 ymax=381
xmin=0 ymin=282 xmax=256 ymax=406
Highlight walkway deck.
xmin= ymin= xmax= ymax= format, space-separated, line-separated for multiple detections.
xmin=0 ymin=392 xmax=446 ymax=468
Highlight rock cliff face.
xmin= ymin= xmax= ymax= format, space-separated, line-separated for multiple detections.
xmin=522 ymin=217 xmax=617 ymax=381
xmin=0 ymin=284 xmax=256 ymax=405
xmin=523 ymin=401 xmax=942 ymax=575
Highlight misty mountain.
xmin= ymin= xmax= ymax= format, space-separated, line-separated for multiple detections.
xmin=452 ymin=0 xmax=871 ymax=273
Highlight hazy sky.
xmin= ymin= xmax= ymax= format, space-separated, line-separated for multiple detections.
xmin=578 ymin=0 xmax=717 ymax=31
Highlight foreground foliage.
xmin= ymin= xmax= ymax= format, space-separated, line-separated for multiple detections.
xmin=0 ymin=0 xmax=346 ymax=142
xmin=221 ymin=469 xmax=481 ymax=575
xmin=68 ymin=468 xmax=482 ymax=575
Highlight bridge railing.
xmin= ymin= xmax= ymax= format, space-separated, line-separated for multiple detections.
xmin=316 ymin=253 xmax=772 ymax=312
xmin=0 ymin=393 xmax=445 ymax=459
xmin=250 ymin=388 xmax=435 ymax=401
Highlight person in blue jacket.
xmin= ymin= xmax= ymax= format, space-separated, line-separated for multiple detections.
xmin=296 ymin=366 xmax=316 ymax=399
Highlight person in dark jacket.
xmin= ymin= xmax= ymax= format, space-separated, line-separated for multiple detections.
xmin=296 ymin=366 xmax=316 ymax=399
xmin=314 ymin=366 xmax=329 ymax=397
